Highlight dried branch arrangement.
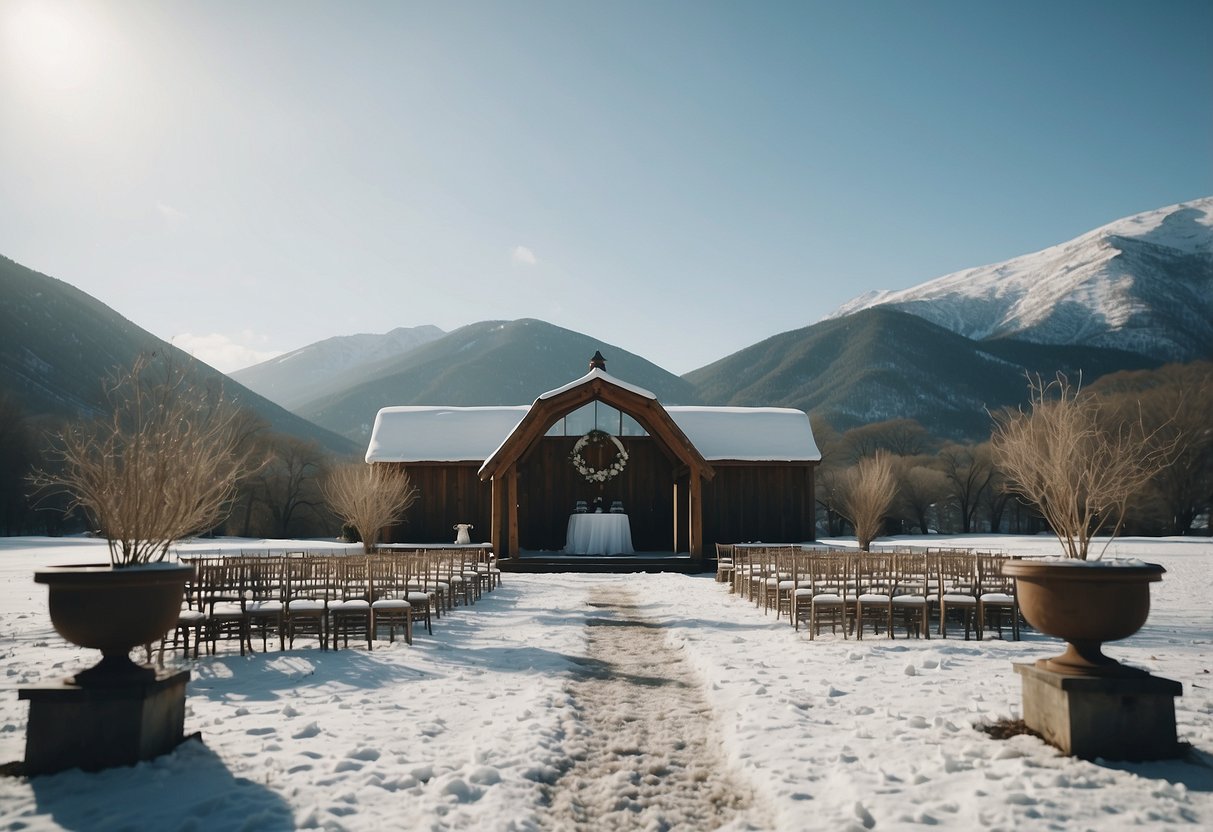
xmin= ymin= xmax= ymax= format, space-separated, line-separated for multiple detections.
xmin=991 ymin=374 xmax=1174 ymax=560
xmin=32 ymin=354 xmax=263 ymax=565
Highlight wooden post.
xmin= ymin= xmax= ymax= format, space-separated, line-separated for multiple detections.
xmin=507 ymin=465 xmax=520 ymax=558
xmin=689 ymin=474 xmax=703 ymax=566
xmin=806 ymin=465 xmax=817 ymax=542
xmin=672 ymin=481 xmax=681 ymax=554
xmin=490 ymin=476 xmax=503 ymax=559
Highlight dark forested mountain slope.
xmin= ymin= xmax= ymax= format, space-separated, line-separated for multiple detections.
xmin=296 ymin=319 xmax=701 ymax=442
xmin=684 ymin=307 xmax=1159 ymax=439
xmin=0 ymin=255 xmax=357 ymax=455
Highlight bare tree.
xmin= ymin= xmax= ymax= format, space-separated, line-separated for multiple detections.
xmin=938 ymin=442 xmax=994 ymax=534
xmin=976 ymin=464 xmax=1013 ymax=533
xmin=810 ymin=415 xmax=849 ymax=536
xmin=814 ymin=465 xmax=849 ymax=537
xmin=322 ymin=463 xmax=420 ymax=553
xmin=844 ymin=418 xmax=937 ymax=461
xmin=809 ymin=414 xmax=844 ymax=460
xmin=1091 ymin=361 xmax=1213 ymax=535
xmin=839 ymin=451 xmax=897 ymax=551
xmin=249 ymin=435 xmax=330 ymax=537
xmin=30 ymin=355 xmax=264 ymax=565
xmin=991 ymin=374 xmax=1174 ymax=560
xmin=895 ymin=458 xmax=949 ymax=535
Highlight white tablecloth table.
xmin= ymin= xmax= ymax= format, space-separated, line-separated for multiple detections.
xmin=564 ymin=513 xmax=634 ymax=555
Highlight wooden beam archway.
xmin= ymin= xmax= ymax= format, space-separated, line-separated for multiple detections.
xmin=479 ymin=370 xmax=714 ymax=562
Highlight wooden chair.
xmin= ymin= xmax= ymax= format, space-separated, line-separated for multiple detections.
xmin=418 ymin=551 xmax=453 ymax=615
xmin=775 ymin=548 xmax=809 ymax=624
xmin=330 ymin=557 xmax=374 ymax=650
xmin=730 ymin=546 xmax=751 ymax=598
xmin=808 ymin=553 xmax=854 ymax=640
xmin=161 ymin=564 xmax=207 ymax=661
xmin=854 ymin=552 xmax=896 ymax=639
xmin=284 ymin=556 xmax=332 ymax=650
xmin=401 ymin=552 xmax=436 ymax=635
xmin=976 ymin=554 xmax=1019 ymax=640
xmin=200 ymin=561 xmax=251 ymax=656
xmin=736 ymin=545 xmax=764 ymax=601
xmin=890 ymin=552 xmax=931 ymax=639
xmin=757 ymin=546 xmax=793 ymax=615
xmin=791 ymin=551 xmax=819 ymax=631
xmin=445 ymin=550 xmax=475 ymax=607
xmin=742 ymin=545 xmax=772 ymax=608
xmin=472 ymin=548 xmax=499 ymax=595
xmin=245 ymin=555 xmax=286 ymax=652
xmin=715 ymin=543 xmax=735 ymax=587
xmin=937 ymin=552 xmax=979 ymax=639
xmin=369 ymin=554 xmax=412 ymax=645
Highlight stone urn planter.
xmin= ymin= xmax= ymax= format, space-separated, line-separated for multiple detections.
xmin=1002 ymin=557 xmax=1182 ymax=760
xmin=1001 ymin=558 xmax=1164 ymax=677
xmin=22 ymin=562 xmax=195 ymax=774
xmin=989 ymin=374 xmax=1183 ymax=759
xmin=34 ymin=562 xmax=194 ymax=686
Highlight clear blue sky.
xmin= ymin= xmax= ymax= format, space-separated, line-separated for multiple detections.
xmin=2 ymin=1 xmax=1209 ymax=374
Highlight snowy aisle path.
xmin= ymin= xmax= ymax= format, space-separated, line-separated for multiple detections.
xmin=540 ymin=587 xmax=764 ymax=832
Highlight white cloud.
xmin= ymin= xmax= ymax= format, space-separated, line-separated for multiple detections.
xmin=156 ymin=201 xmax=188 ymax=221
xmin=173 ymin=332 xmax=282 ymax=374
xmin=511 ymin=245 xmax=538 ymax=266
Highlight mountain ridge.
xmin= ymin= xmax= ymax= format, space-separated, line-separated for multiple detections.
xmin=0 ymin=255 xmax=358 ymax=456
xmin=231 ymin=325 xmax=446 ymax=411
xmin=3 ymin=197 xmax=1198 ymax=449
xmin=684 ymin=307 xmax=1160 ymax=439
xmin=829 ymin=197 xmax=1213 ymax=363
xmin=296 ymin=318 xmax=701 ymax=443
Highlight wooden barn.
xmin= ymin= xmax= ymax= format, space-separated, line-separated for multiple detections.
xmin=365 ymin=353 xmax=820 ymax=568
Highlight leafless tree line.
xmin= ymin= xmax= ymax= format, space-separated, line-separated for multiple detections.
xmin=818 ymin=361 xmax=1213 ymax=542
xmin=6 ymin=357 xmax=419 ymax=545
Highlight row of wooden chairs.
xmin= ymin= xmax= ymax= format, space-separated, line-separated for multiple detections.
xmin=717 ymin=545 xmax=1019 ymax=641
xmin=161 ymin=548 xmax=500 ymax=658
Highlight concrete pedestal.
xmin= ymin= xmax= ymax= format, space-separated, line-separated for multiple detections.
xmin=1014 ymin=662 xmax=1183 ymax=760
xmin=19 ymin=669 xmax=189 ymax=776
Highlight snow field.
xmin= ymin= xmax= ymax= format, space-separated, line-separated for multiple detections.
xmin=0 ymin=535 xmax=1210 ymax=830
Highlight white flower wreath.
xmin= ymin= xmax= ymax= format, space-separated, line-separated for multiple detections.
xmin=570 ymin=429 xmax=629 ymax=484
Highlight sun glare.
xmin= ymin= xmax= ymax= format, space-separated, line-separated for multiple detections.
xmin=1 ymin=0 xmax=107 ymax=91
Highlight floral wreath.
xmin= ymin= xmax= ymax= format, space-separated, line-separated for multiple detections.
xmin=570 ymin=429 xmax=629 ymax=484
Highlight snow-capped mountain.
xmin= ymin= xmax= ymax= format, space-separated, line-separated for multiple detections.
xmin=230 ymin=325 xmax=445 ymax=411
xmin=831 ymin=197 xmax=1213 ymax=363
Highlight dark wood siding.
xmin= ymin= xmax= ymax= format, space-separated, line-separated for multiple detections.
xmin=516 ymin=437 xmax=676 ymax=551
xmin=382 ymin=463 xmax=492 ymax=545
xmin=700 ymin=463 xmax=818 ymax=547
xmin=382 ymin=455 xmax=817 ymax=551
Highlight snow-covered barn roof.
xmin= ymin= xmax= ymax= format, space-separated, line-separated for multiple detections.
xmin=366 ymin=403 xmax=819 ymax=464
xmin=666 ymin=407 xmax=821 ymax=462
xmin=366 ymin=406 xmax=529 ymax=463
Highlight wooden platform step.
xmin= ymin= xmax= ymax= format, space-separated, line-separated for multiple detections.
xmin=498 ymin=555 xmax=706 ymax=574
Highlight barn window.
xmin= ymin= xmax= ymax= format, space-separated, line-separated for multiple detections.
xmin=543 ymin=401 xmax=649 ymax=437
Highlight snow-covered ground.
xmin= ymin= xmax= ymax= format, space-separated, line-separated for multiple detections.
xmin=1 ymin=535 xmax=1210 ymax=830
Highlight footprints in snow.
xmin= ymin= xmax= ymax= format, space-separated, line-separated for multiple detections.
xmin=538 ymin=587 xmax=762 ymax=831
